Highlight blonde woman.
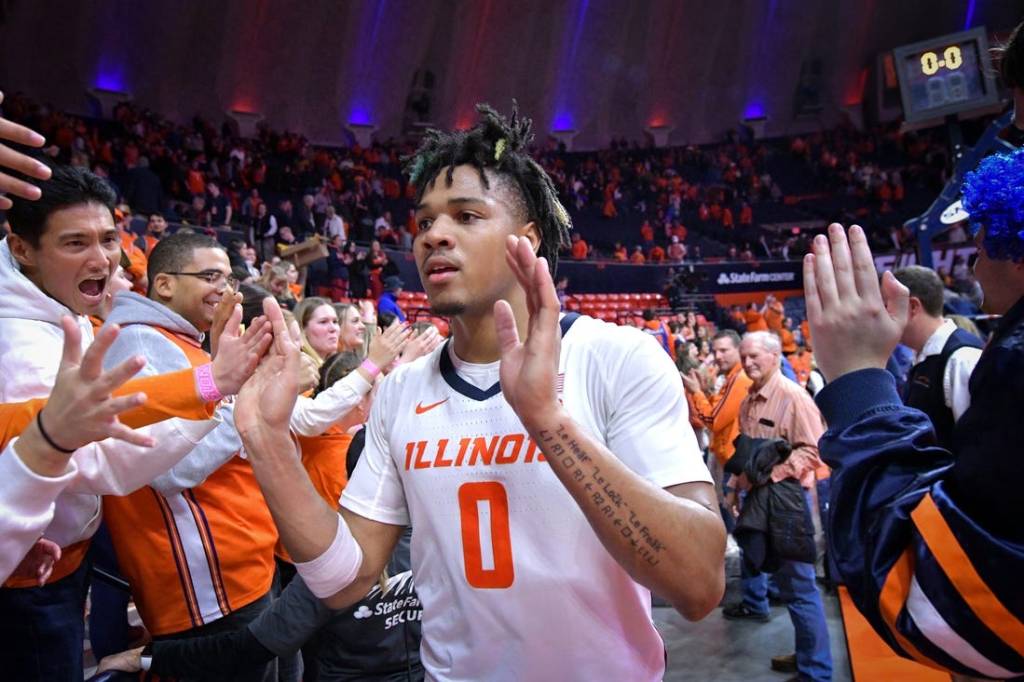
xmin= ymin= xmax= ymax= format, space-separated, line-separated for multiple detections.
xmin=293 ymin=297 xmax=341 ymax=366
xmin=289 ymin=310 xmax=411 ymax=438
xmin=333 ymin=300 xmax=377 ymax=357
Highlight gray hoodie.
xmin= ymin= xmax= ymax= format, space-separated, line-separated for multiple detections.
xmin=103 ymin=292 xmax=241 ymax=494
xmin=0 ymin=238 xmax=217 ymax=550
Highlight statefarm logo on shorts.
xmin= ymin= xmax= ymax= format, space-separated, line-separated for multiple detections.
xmin=716 ymin=270 xmax=797 ymax=286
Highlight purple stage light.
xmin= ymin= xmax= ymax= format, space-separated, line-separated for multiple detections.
xmin=552 ymin=112 xmax=575 ymax=131
xmin=742 ymin=102 xmax=765 ymax=120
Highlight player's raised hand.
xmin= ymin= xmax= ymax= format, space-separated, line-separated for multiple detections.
xmin=0 ymin=91 xmax=52 ymax=210
xmin=235 ymin=297 xmax=302 ymax=443
xmin=296 ymin=351 xmax=320 ymax=394
xmin=803 ymin=223 xmax=909 ymax=382
xmin=494 ymin=235 xmax=562 ymax=430
xmin=210 ymin=305 xmax=272 ymax=396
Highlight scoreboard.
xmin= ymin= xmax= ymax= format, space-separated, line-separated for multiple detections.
xmin=892 ymin=27 xmax=1000 ymax=123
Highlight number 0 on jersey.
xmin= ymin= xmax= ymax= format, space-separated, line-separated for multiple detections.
xmin=458 ymin=482 xmax=515 ymax=588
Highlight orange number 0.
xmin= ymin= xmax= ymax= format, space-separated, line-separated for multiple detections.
xmin=458 ymin=482 xmax=515 ymax=588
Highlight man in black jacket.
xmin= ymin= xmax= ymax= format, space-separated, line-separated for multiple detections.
xmin=892 ymin=265 xmax=982 ymax=449
xmin=725 ymin=435 xmax=815 ymax=576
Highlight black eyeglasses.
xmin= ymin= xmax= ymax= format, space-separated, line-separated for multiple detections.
xmin=166 ymin=270 xmax=238 ymax=289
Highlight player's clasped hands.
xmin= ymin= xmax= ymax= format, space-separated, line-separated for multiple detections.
xmin=803 ymin=223 xmax=910 ymax=382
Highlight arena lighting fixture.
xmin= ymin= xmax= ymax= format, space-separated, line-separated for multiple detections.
xmin=86 ymin=86 xmax=133 ymax=119
xmin=345 ymin=122 xmax=378 ymax=147
xmin=644 ymin=124 xmax=675 ymax=148
xmin=550 ymin=129 xmax=579 ymax=151
xmin=740 ymin=114 xmax=768 ymax=140
xmin=226 ymin=109 xmax=265 ymax=139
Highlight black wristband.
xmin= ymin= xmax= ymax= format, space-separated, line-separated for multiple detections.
xmin=36 ymin=411 xmax=75 ymax=454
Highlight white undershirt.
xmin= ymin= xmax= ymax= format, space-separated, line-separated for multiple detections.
xmin=446 ymin=343 xmax=501 ymax=390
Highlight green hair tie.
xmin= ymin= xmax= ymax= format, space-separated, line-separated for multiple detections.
xmin=553 ymin=199 xmax=571 ymax=229
xmin=408 ymin=156 xmax=427 ymax=185
xmin=494 ymin=138 xmax=507 ymax=162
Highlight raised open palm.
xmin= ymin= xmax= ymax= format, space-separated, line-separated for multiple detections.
xmin=494 ymin=235 xmax=562 ymax=429
xmin=235 ymin=297 xmax=301 ymax=443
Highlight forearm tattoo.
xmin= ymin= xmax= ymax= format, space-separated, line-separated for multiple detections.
xmin=538 ymin=424 xmax=664 ymax=567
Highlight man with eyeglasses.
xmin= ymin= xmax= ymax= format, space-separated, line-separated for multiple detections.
xmin=99 ymin=231 xmax=281 ymax=681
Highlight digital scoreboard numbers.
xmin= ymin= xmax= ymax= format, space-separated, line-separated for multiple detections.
xmin=893 ymin=27 xmax=1000 ymax=123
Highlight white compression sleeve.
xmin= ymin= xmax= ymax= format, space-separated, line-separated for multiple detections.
xmin=293 ymin=513 xmax=364 ymax=598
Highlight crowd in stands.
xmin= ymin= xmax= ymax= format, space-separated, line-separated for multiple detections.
xmin=0 ymin=92 xmax=966 ymax=279
xmin=0 ymin=70 xmax=1020 ymax=682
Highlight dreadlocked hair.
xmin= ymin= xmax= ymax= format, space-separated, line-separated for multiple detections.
xmin=404 ymin=102 xmax=572 ymax=276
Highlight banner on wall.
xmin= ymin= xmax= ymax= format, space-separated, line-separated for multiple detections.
xmin=387 ymin=248 xmax=808 ymax=295
xmin=873 ymin=245 xmax=976 ymax=273
xmin=700 ymin=261 xmax=803 ymax=293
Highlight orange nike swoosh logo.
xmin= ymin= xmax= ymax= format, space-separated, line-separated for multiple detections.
xmin=415 ymin=398 xmax=449 ymax=415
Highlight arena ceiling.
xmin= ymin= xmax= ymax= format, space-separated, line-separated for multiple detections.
xmin=1 ymin=0 xmax=1020 ymax=147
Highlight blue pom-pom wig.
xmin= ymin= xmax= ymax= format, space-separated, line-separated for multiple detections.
xmin=961 ymin=147 xmax=1024 ymax=261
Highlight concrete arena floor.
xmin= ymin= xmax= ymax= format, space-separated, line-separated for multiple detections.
xmin=656 ymin=575 xmax=852 ymax=682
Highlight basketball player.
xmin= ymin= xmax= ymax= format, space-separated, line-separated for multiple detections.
xmin=235 ymin=105 xmax=726 ymax=681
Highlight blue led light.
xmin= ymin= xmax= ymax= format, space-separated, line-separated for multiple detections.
xmin=552 ymin=112 xmax=575 ymax=131
xmin=743 ymin=102 xmax=765 ymax=119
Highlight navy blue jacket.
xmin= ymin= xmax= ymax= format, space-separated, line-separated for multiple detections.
xmin=377 ymin=291 xmax=407 ymax=323
xmin=814 ymin=296 xmax=1024 ymax=679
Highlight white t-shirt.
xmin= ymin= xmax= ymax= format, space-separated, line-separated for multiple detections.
xmin=341 ymin=314 xmax=710 ymax=681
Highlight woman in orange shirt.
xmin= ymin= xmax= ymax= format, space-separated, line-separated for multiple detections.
xmin=744 ymin=303 xmax=769 ymax=332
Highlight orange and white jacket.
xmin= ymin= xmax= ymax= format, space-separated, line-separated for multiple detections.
xmin=0 ymin=372 xmax=216 ymax=584
xmin=0 ymin=240 xmax=219 ymax=586
xmin=101 ymin=292 xmax=277 ymax=635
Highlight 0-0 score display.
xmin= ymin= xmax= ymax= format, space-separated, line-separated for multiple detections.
xmin=893 ymin=27 xmax=1000 ymax=123
xmin=920 ymin=45 xmax=963 ymax=75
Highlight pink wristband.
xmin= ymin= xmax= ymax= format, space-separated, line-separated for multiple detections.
xmin=359 ymin=359 xmax=381 ymax=379
xmin=194 ymin=363 xmax=224 ymax=402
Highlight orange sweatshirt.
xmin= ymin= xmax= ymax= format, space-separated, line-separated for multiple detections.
xmin=687 ymin=363 xmax=753 ymax=464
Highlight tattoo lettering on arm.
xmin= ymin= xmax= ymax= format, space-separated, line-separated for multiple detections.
xmin=538 ymin=425 xmax=666 ymax=567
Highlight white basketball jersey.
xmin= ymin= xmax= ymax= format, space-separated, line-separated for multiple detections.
xmin=342 ymin=314 xmax=710 ymax=681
